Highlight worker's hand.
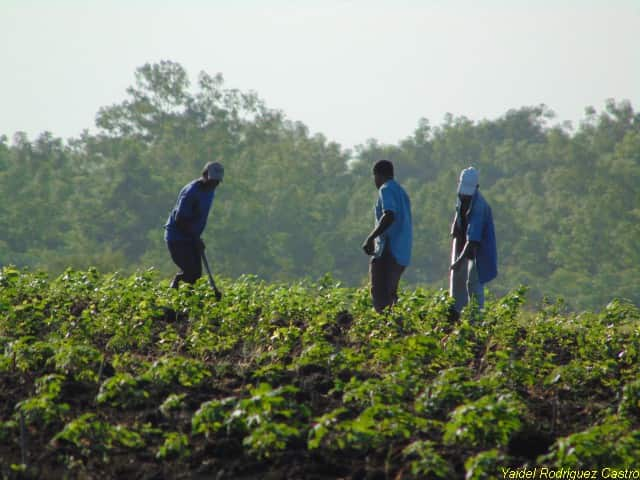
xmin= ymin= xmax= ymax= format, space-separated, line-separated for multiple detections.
xmin=362 ymin=236 xmax=375 ymax=256
xmin=450 ymin=220 xmax=460 ymax=237
xmin=197 ymin=238 xmax=206 ymax=253
xmin=214 ymin=288 xmax=222 ymax=301
xmin=450 ymin=256 xmax=463 ymax=271
xmin=465 ymin=242 xmax=478 ymax=260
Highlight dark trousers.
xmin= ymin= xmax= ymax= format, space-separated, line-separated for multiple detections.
xmin=369 ymin=247 xmax=406 ymax=313
xmin=167 ymin=240 xmax=202 ymax=288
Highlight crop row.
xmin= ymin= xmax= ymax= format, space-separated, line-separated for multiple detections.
xmin=1 ymin=267 xmax=639 ymax=479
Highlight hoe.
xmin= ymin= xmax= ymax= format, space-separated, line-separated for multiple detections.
xmin=201 ymin=248 xmax=222 ymax=301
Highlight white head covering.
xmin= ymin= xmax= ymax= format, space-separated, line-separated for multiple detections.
xmin=457 ymin=167 xmax=478 ymax=195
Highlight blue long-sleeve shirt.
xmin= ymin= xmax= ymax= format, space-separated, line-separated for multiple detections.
xmin=455 ymin=190 xmax=498 ymax=284
xmin=164 ymin=180 xmax=215 ymax=242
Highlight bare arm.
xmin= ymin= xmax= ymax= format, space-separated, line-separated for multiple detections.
xmin=450 ymin=240 xmax=480 ymax=270
xmin=362 ymin=211 xmax=395 ymax=255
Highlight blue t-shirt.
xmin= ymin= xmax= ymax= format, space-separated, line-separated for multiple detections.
xmin=374 ymin=179 xmax=412 ymax=266
xmin=458 ymin=190 xmax=497 ymax=284
xmin=164 ymin=180 xmax=215 ymax=242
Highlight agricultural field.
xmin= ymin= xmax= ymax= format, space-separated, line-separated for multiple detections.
xmin=1 ymin=267 xmax=639 ymax=479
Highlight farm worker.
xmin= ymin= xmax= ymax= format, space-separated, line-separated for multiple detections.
xmin=449 ymin=167 xmax=497 ymax=319
xmin=164 ymin=162 xmax=224 ymax=290
xmin=362 ymin=160 xmax=413 ymax=313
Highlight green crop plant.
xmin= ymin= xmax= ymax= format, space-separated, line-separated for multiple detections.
xmin=444 ymin=393 xmax=526 ymax=449
xmin=142 ymin=355 xmax=211 ymax=388
xmin=464 ymin=449 xmax=507 ymax=480
xmin=3 ymin=337 xmax=55 ymax=373
xmin=192 ymin=383 xmax=307 ymax=459
xmin=541 ymin=418 xmax=640 ymax=468
xmin=402 ymin=440 xmax=453 ymax=478
xmin=618 ymin=379 xmax=640 ymax=420
xmin=1 ymin=267 xmax=639 ymax=478
xmin=156 ymin=431 xmax=190 ymax=460
xmin=96 ymin=372 xmax=150 ymax=408
xmin=415 ymin=367 xmax=496 ymax=418
xmin=159 ymin=393 xmax=187 ymax=417
xmin=51 ymin=341 xmax=103 ymax=382
xmin=192 ymin=396 xmax=238 ymax=438
xmin=53 ymin=413 xmax=145 ymax=461
xmin=15 ymin=374 xmax=70 ymax=427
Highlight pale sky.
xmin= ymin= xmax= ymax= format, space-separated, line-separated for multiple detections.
xmin=1 ymin=0 xmax=639 ymax=150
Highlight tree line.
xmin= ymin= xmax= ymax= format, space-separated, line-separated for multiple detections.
xmin=1 ymin=60 xmax=638 ymax=309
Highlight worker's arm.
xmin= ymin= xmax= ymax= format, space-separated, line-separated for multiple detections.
xmin=175 ymin=215 xmax=196 ymax=238
xmin=174 ymin=186 xmax=204 ymax=250
xmin=451 ymin=197 xmax=485 ymax=270
xmin=450 ymin=240 xmax=480 ymax=270
xmin=450 ymin=213 xmax=464 ymax=238
xmin=362 ymin=211 xmax=395 ymax=255
xmin=175 ymin=215 xmax=205 ymax=252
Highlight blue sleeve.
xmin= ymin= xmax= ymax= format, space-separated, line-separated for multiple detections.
xmin=467 ymin=202 xmax=485 ymax=242
xmin=380 ymin=185 xmax=397 ymax=214
xmin=173 ymin=184 xmax=201 ymax=238
xmin=175 ymin=184 xmax=197 ymax=220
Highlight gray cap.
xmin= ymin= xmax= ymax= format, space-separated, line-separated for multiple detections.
xmin=457 ymin=167 xmax=478 ymax=195
xmin=205 ymin=162 xmax=224 ymax=181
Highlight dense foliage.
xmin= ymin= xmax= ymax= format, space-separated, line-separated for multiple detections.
xmin=1 ymin=61 xmax=639 ymax=309
xmin=1 ymin=268 xmax=639 ymax=478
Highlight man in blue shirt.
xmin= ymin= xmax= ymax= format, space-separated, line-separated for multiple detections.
xmin=450 ymin=167 xmax=497 ymax=319
xmin=165 ymin=162 xmax=224 ymax=295
xmin=362 ymin=160 xmax=413 ymax=313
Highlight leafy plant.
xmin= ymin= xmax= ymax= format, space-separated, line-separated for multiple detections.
xmin=192 ymin=383 xmax=305 ymax=459
xmin=156 ymin=432 xmax=190 ymax=460
xmin=143 ymin=355 xmax=211 ymax=388
xmin=53 ymin=413 xmax=144 ymax=459
xmin=618 ymin=379 xmax=640 ymax=420
xmin=51 ymin=342 xmax=102 ymax=382
xmin=1 ymin=269 xmax=639 ymax=477
xmin=402 ymin=440 xmax=452 ymax=478
xmin=15 ymin=374 xmax=70 ymax=426
xmin=464 ymin=449 xmax=507 ymax=480
xmin=415 ymin=367 xmax=492 ymax=418
xmin=444 ymin=394 xmax=525 ymax=448
xmin=96 ymin=373 xmax=150 ymax=408
xmin=192 ymin=396 xmax=237 ymax=438
xmin=540 ymin=418 xmax=640 ymax=468
xmin=159 ymin=393 xmax=187 ymax=417
xmin=3 ymin=337 xmax=55 ymax=372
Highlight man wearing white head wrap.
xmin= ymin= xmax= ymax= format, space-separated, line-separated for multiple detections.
xmin=449 ymin=167 xmax=497 ymax=319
